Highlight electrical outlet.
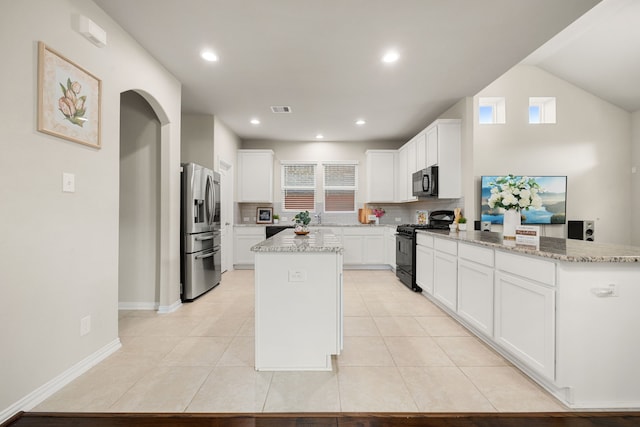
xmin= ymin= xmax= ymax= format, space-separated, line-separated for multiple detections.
xmin=288 ymin=270 xmax=307 ymax=282
xmin=395 ymin=217 xmax=401 ymax=222
xmin=80 ymin=315 xmax=91 ymax=336
xmin=243 ymin=217 xmax=249 ymax=222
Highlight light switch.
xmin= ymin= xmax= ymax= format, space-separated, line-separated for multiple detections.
xmin=62 ymin=173 xmax=75 ymax=193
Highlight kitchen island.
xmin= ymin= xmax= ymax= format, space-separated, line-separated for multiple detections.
xmin=251 ymin=229 xmax=343 ymax=371
xmin=416 ymin=229 xmax=640 ymax=409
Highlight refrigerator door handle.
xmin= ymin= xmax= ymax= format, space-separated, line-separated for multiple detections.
xmin=195 ymin=235 xmax=214 ymax=241
xmin=195 ymin=251 xmax=215 ymax=260
xmin=205 ymin=175 xmax=214 ymax=226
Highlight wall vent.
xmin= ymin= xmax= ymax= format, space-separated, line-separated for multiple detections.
xmin=270 ymin=106 xmax=292 ymax=113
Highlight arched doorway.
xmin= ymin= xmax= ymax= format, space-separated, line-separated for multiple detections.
xmin=118 ymin=90 xmax=162 ymax=308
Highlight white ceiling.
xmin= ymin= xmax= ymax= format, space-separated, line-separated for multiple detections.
xmin=93 ymin=0 xmax=603 ymax=142
xmin=522 ymin=0 xmax=640 ymax=113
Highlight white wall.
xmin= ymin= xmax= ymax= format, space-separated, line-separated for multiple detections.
xmin=473 ymin=65 xmax=631 ymax=244
xmin=0 ymin=0 xmax=181 ymax=420
xmin=119 ymin=91 xmax=161 ymax=307
xmin=181 ymin=114 xmax=214 ymax=169
xmin=632 ymin=110 xmax=640 ymax=245
xmin=214 ymin=116 xmax=242 ymax=172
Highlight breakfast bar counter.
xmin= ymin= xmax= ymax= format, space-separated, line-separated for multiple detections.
xmin=251 ymin=229 xmax=343 ymax=371
xmin=415 ymin=229 xmax=640 ymax=409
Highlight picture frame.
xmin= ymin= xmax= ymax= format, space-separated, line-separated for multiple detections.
xmin=37 ymin=41 xmax=102 ymax=149
xmin=256 ymin=207 xmax=273 ymax=224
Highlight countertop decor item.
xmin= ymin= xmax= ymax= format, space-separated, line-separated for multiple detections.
xmin=293 ymin=210 xmax=311 ymax=234
xmin=487 ymin=175 xmax=544 ymax=239
xmin=256 ymin=207 xmax=273 ymax=224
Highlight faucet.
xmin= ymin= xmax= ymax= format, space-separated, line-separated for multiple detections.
xmin=314 ymin=212 xmax=322 ymax=224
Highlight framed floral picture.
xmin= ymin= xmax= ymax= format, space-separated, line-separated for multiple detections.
xmin=256 ymin=207 xmax=273 ymax=224
xmin=37 ymin=41 xmax=102 ymax=149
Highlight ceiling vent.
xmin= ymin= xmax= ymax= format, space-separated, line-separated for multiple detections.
xmin=270 ymin=106 xmax=292 ymax=113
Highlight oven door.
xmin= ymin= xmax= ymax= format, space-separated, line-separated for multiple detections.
xmin=395 ymin=233 xmax=414 ymax=288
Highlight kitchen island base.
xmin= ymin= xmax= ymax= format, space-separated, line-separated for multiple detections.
xmin=253 ymin=231 xmax=343 ymax=371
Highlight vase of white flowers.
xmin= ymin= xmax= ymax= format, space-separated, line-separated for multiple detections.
xmin=487 ymin=175 xmax=544 ymax=240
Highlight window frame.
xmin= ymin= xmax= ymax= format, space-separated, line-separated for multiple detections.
xmin=322 ymin=161 xmax=358 ymax=214
xmin=280 ymin=161 xmax=317 ymax=213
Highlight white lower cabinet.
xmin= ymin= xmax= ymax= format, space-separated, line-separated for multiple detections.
xmin=457 ymin=258 xmax=494 ymax=337
xmin=385 ymin=227 xmax=396 ymax=269
xmin=342 ymin=227 xmax=385 ymax=265
xmin=433 ymin=253 xmax=457 ymax=311
xmin=494 ymin=271 xmax=555 ymax=381
xmin=233 ymin=226 xmax=266 ymax=267
xmin=416 ymin=244 xmax=434 ymax=294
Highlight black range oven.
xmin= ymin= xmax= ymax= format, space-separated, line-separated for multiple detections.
xmin=396 ymin=224 xmax=431 ymax=292
xmin=395 ymin=210 xmax=454 ymax=292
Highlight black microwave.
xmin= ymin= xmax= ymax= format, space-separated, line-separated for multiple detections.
xmin=412 ymin=166 xmax=438 ymax=197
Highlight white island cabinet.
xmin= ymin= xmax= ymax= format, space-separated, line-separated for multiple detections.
xmin=417 ymin=229 xmax=640 ymax=409
xmin=252 ymin=229 xmax=343 ymax=371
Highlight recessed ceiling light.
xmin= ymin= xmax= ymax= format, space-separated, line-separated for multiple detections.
xmin=355 ymin=119 xmax=366 ymax=126
xmin=201 ymin=50 xmax=218 ymax=62
xmin=250 ymin=118 xmax=260 ymax=125
xmin=382 ymin=50 xmax=399 ymax=63
xmin=315 ymin=134 xmax=324 ymax=139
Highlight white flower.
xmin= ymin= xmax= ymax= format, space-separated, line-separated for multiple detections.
xmin=486 ymin=174 xmax=545 ymax=212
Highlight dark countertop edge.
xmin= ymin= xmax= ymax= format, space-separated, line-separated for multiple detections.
xmin=417 ymin=230 xmax=640 ymax=263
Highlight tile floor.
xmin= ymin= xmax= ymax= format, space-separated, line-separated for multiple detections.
xmin=35 ymin=269 xmax=566 ymax=413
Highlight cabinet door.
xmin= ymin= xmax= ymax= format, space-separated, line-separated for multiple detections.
xmin=363 ymin=235 xmax=385 ymax=264
xmin=233 ymin=227 xmax=266 ymax=265
xmin=395 ymin=145 xmax=408 ymax=202
xmin=385 ymin=231 xmax=396 ymax=268
xmin=366 ymin=151 xmax=395 ymax=202
xmin=425 ymin=126 xmax=438 ymax=168
xmin=416 ymin=244 xmax=434 ymax=294
xmin=237 ymin=150 xmax=273 ymax=202
xmin=433 ymin=251 xmax=457 ymax=311
xmin=458 ymin=259 xmax=494 ymax=336
xmin=342 ymin=235 xmax=363 ymax=264
xmin=415 ymin=133 xmax=427 ymax=171
xmin=494 ymin=271 xmax=555 ymax=380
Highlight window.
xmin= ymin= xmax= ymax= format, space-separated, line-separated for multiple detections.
xmin=529 ymin=97 xmax=556 ymax=124
xmin=323 ymin=162 xmax=357 ymax=212
xmin=478 ymin=97 xmax=506 ymax=124
xmin=281 ymin=163 xmax=316 ymax=211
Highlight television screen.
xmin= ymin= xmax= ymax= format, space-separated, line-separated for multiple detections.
xmin=480 ymin=175 xmax=567 ymax=224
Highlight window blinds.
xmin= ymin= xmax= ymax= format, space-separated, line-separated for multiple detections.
xmin=282 ymin=163 xmax=316 ymax=211
xmin=324 ymin=163 xmax=357 ymax=212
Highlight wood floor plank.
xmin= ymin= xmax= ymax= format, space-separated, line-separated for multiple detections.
xmin=5 ymin=412 xmax=640 ymax=427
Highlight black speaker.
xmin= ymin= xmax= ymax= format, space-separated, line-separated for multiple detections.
xmin=568 ymin=220 xmax=595 ymax=241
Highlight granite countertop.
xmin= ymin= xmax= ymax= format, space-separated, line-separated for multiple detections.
xmin=236 ymin=223 xmax=393 ymax=228
xmin=418 ymin=229 xmax=640 ymax=263
xmin=251 ymin=228 xmax=343 ymax=253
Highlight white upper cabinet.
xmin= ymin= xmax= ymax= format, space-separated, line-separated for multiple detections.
xmin=432 ymin=120 xmax=461 ymax=199
xmin=237 ymin=149 xmax=274 ymax=202
xmin=425 ymin=125 xmax=438 ymax=168
xmin=365 ymin=150 xmax=396 ymax=202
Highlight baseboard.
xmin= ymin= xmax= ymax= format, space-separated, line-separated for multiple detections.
xmin=118 ymin=301 xmax=158 ymax=311
xmin=157 ymin=299 xmax=182 ymax=314
xmin=0 ymin=338 xmax=121 ymax=424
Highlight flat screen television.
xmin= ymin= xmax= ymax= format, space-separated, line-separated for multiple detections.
xmin=480 ymin=175 xmax=567 ymax=224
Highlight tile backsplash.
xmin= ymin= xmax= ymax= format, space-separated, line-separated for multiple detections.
xmin=236 ymin=199 xmax=465 ymax=225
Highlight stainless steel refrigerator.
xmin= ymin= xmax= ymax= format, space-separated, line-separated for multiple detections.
xmin=180 ymin=163 xmax=221 ymax=301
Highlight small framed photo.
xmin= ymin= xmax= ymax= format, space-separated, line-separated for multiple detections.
xmin=37 ymin=41 xmax=102 ymax=149
xmin=256 ymin=207 xmax=273 ymax=224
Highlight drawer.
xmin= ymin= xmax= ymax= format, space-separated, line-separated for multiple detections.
xmin=416 ymin=233 xmax=434 ymax=248
xmin=495 ymin=250 xmax=555 ymax=286
xmin=459 ymin=242 xmax=494 ymax=267
xmin=434 ymin=237 xmax=457 ymax=256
